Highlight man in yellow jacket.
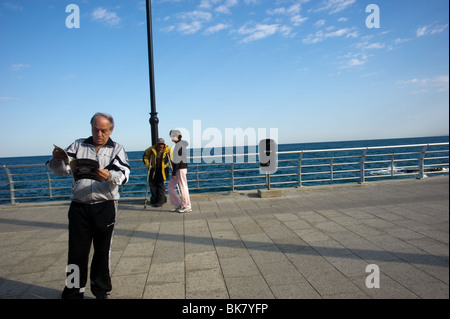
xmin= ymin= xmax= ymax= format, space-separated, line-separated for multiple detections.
xmin=143 ymin=138 xmax=173 ymax=207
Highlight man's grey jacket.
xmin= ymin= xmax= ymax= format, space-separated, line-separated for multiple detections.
xmin=47 ymin=137 xmax=130 ymax=204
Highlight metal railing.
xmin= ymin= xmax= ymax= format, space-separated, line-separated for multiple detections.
xmin=1 ymin=143 xmax=448 ymax=205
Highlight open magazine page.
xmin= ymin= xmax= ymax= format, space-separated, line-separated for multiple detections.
xmin=53 ymin=144 xmax=70 ymax=164
xmin=69 ymin=159 xmax=99 ymax=181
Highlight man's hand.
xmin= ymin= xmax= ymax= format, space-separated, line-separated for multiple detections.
xmin=97 ymin=168 xmax=111 ymax=182
xmin=53 ymin=148 xmax=68 ymax=162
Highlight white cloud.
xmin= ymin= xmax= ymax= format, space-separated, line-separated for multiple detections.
xmin=168 ymin=0 xmax=305 ymax=39
xmin=215 ymin=5 xmax=231 ymax=14
xmin=267 ymin=3 xmax=303 ymax=16
xmin=394 ymin=38 xmax=410 ymax=44
xmin=0 ymin=97 xmax=17 ymax=102
xmin=346 ymin=58 xmax=365 ymax=67
xmin=10 ymin=63 xmax=30 ymax=71
xmin=162 ymin=25 xmax=176 ymax=32
xmin=178 ymin=21 xmax=203 ymax=34
xmin=174 ymin=10 xmax=213 ymax=34
xmin=291 ymin=15 xmax=308 ymax=26
xmin=205 ymin=23 xmax=231 ymax=34
xmin=267 ymin=2 xmax=307 ymax=26
xmin=267 ymin=7 xmax=286 ymax=15
xmin=397 ymin=75 xmax=449 ymax=93
xmin=215 ymin=0 xmax=238 ymax=15
xmin=303 ymin=27 xmax=357 ymax=44
xmin=178 ymin=10 xmax=212 ymax=22
xmin=313 ymin=19 xmax=326 ymax=28
xmin=288 ymin=3 xmax=302 ymax=15
xmin=416 ymin=23 xmax=448 ymax=37
xmin=326 ymin=28 xmax=350 ymax=37
xmin=92 ymin=7 xmax=121 ymax=27
xmin=354 ymin=41 xmax=385 ymax=50
xmin=238 ymin=23 xmax=281 ymax=43
xmin=3 ymin=2 xmax=23 ymax=10
xmin=279 ymin=25 xmax=294 ymax=37
xmin=364 ymin=42 xmax=385 ymax=50
xmin=303 ymin=31 xmax=323 ymax=44
xmin=237 ymin=1 xmax=302 ymax=43
xmin=339 ymin=52 xmax=370 ymax=68
xmin=316 ymin=0 xmax=356 ymax=14
xmin=199 ymin=0 xmax=213 ymax=9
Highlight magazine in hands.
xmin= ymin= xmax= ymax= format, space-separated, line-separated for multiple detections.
xmin=70 ymin=159 xmax=99 ymax=181
xmin=53 ymin=145 xmax=99 ymax=181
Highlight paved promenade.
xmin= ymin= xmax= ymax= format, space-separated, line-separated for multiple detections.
xmin=0 ymin=177 xmax=448 ymax=299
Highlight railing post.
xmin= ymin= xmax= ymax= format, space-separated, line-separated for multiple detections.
xmin=47 ymin=172 xmax=53 ymax=198
xmin=330 ymin=157 xmax=334 ymax=182
xmin=266 ymin=173 xmax=271 ymax=190
xmin=391 ymin=154 xmax=395 ymax=176
xmin=3 ymin=166 xmax=15 ymax=205
xmin=418 ymin=144 xmax=429 ymax=179
xmin=360 ymin=148 xmax=368 ymax=184
xmin=298 ymin=152 xmax=303 ymax=187
xmin=196 ymin=165 xmax=199 ymax=190
xmin=231 ymin=161 xmax=235 ymax=192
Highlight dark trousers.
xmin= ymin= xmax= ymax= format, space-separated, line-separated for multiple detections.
xmin=62 ymin=200 xmax=116 ymax=299
xmin=149 ymin=169 xmax=167 ymax=205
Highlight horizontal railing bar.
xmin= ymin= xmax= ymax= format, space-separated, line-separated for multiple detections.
xmin=233 ymin=167 xmax=260 ymax=172
xmin=366 ymin=152 xmax=420 ymax=157
xmin=425 ymin=156 xmax=450 ymax=161
xmin=332 ymin=169 xmax=361 ymax=174
xmin=9 ymin=179 xmax=50 ymax=184
xmin=301 ymin=171 xmax=332 ymax=176
xmin=301 ymin=178 xmax=335 ymax=183
xmin=8 ymin=173 xmax=52 ymax=177
xmin=279 ymin=143 xmax=449 ymax=155
xmin=232 ymin=175 xmax=265 ymax=180
xmin=196 ymin=170 xmax=231 ymax=175
xmin=269 ymin=181 xmax=298 ymax=185
xmin=276 ymin=166 xmax=298 ymax=169
xmin=365 ymin=174 xmax=417 ymax=179
xmin=301 ymin=164 xmax=334 ymax=168
xmin=332 ymin=177 xmax=359 ymax=180
xmin=269 ymin=174 xmax=298 ymax=178
xmin=234 ymin=183 xmax=267 ymax=188
xmin=197 ymin=178 xmax=233 ymax=182
xmin=9 ymin=187 xmax=50 ymax=192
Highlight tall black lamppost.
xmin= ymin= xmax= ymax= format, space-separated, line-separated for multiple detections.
xmin=146 ymin=0 xmax=159 ymax=145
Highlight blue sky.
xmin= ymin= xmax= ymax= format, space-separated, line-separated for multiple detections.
xmin=0 ymin=0 xmax=448 ymax=157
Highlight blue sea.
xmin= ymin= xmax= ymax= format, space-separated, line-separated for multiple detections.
xmin=1 ymin=136 xmax=448 ymax=204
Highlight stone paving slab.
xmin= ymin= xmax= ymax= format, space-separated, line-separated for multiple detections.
xmin=0 ymin=177 xmax=448 ymax=299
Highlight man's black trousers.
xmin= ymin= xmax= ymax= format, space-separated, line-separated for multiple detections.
xmin=149 ymin=169 xmax=167 ymax=205
xmin=62 ymin=200 xmax=116 ymax=299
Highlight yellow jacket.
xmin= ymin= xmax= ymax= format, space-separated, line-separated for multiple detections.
xmin=143 ymin=145 xmax=173 ymax=180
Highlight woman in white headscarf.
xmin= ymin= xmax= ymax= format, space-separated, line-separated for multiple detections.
xmin=168 ymin=130 xmax=192 ymax=213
